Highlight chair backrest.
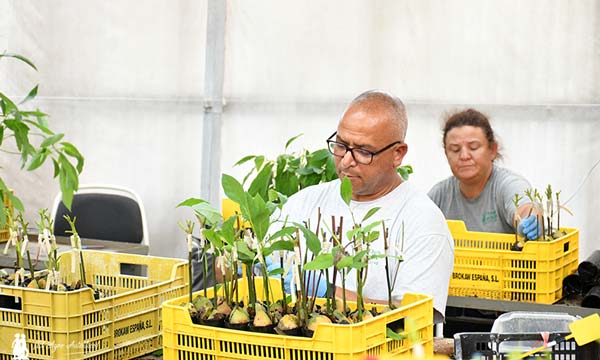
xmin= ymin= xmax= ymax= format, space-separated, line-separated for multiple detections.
xmin=51 ymin=184 xmax=149 ymax=245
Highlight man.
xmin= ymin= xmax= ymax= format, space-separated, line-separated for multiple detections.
xmin=276 ymin=90 xmax=454 ymax=323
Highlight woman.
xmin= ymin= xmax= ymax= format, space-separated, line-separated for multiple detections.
xmin=428 ymin=108 xmax=540 ymax=240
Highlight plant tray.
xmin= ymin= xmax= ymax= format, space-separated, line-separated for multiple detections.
xmin=448 ymin=220 xmax=579 ymax=304
xmin=0 ymin=250 xmax=188 ymax=359
xmin=161 ymin=277 xmax=434 ymax=360
xmin=454 ymin=332 xmax=600 ymax=359
xmin=0 ymin=228 xmax=9 ymax=242
xmin=0 ymin=192 xmax=13 ymax=243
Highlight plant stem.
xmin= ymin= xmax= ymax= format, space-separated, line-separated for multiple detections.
xmin=383 ymin=223 xmax=393 ymax=308
xmin=279 ymin=252 xmax=287 ymax=314
xmin=79 ymin=250 xmax=87 ymax=287
xmin=188 ymin=250 xmax=193 ymax=303
xmin=556 ymin=191 xmax=561 ymax=232
xmin=202 ymin=247 xmax=208 ymax=299
xmin=26 ymin=250 xmax=39 ymax=288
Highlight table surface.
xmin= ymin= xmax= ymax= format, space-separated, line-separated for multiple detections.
xmin=447 ymin=295 xmax=599 ymax=317
xmin=0 ymin=235 xmax=149 ymax=269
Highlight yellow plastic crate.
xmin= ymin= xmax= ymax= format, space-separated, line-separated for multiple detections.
xmin=448 ymin=220 xmax=579 ymax=303
xmin=0 ymin=191 xmax=13 ymax=243
xmin=162 ymin=277 xmax=434 ymax=360
xmin=0 ymin=250 xmax=189 ymax=359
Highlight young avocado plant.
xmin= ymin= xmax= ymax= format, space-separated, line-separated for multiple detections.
xmin=0 ymin=52 xmax=84 ymax=227
xmin=512 ymin=185 xmax=574 ymax=248
xmin=63 ymin=214 xmax=87 ymax=289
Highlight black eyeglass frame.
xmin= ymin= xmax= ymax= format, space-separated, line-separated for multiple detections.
xmin=325 ymin=131 xmax=403 ymax=165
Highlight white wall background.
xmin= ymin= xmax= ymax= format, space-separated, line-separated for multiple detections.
xmin=1 ymin=1 xmax=599 ymax=262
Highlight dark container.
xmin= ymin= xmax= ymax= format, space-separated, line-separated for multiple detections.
xmin=578 ymin=250 xmax=600 ymax=284
xmin=563 ymin=273 xmax=583 ymax=297
xmin=582 ymin=285 xmax=600 ymax=309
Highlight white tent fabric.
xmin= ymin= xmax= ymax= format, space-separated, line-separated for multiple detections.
xmin=1 ymin=1 xmax=599 ymax=261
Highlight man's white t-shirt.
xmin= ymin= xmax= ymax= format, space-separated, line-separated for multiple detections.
xmin=275 ymin=179 xmax=454 ymax=323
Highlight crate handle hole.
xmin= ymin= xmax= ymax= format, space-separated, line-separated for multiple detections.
xmin=120 ymin=263 xmax=148 ymax=277
xmin=0 ymin=294 xmax=23 ymax=311
xmin=388 ymin=317 xmax=405 ymax=334
xmin=563 ymin=241 xmax=569 ymax=253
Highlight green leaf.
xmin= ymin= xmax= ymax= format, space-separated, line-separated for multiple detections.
xmin=22 ymin=118 xmax=53 ymax=135
xmin=0 ymin=92 xmax=17 ymax=115
xmin=346 ymin=227 xmax=360 ymax=241
xmin=268 ymin=226 xmax=296 ymax=241
xmin=301 ymin=173 xmax=322 ymax=188
xmin=285 ymin=133 xmax=304 ymax=150
xmin=325 ymin=155 xmax=337 ymax=180
xmin=336 ymin=255 xmax=354 ymax=269
xmin=245 ymin=193 xmax=272 ymax=241
xmin=222 ymin=174 xmax=246 ymax=206
xmin=234 ymin=155 xmax=256 ymax=166
xmin=274 ymin=170 xmax=299 ymax=196
xmin=19 ymin=84 xmax=38 ymax=104
xmin=20 ymin=110 xmax=48 ymax=118
xmin=0 ymin=180 xmax=24 ymax=213
xmin=352 ymin=262 xmax=368 ymax=269
xmin=248 ymin=162 xmax=273 ymax=200
xmin=386 ymin=327 xmax=404 ymax=340
xmin=296 ymin=166 xmax=315 ymax=176
xmin=304 ymin=253 xmax=334 ymax=270
xmin=176 ymin=197 xmax=206 ymax=208
xmin=52 ymin=158 xmax=60 ymax=177
xmin=0 ymin=125 xmax=4 ymax=147
xmin=361 ymin=207 xmax=381 ymax=223
xmin=57 ymin=154 xmax=80 ymax=210
xmin=297 ymin=223 xmax=321 ymax=255
xmin=235 ymin=241 xmax=256 ymax=263
xmin=61 ymin=142 xmax=84 ymax=173
xmin=361 ymin=221 xmax=383 ymax=235
xmin=4 ymin=119 xmax=30 ymax=153
xmin=26 ymin=148 xmax=49 ymax=170
xmin=269 ymin=239 xmax=295 ymax=251
xmin=268 ymin=268 xmax=284 ymax=276
xmin=192 ymin=202 xmax=222 ymax=227
xmin=354 ymin=250 xmax=369 ymax=262
xmin=397 ymin=164 xmax=413 ymax=180
xmin=40 ymin=133 xmax=64 ymax=148
xmin=0 ymin=52 xmax=38 ymax=70
xmin=220 ymin=216 xmax=237 ymax=244
xmin=254 ymin=155 xmax=265 ymax=170
xmin=365 ymin=231 xmax=380 ymax=243
xmin=340 ymin=177 xmax=352 ymax=206
xmin=203 ymin=228 xmax=223 ymax=249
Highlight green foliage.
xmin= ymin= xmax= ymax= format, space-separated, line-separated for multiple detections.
xmin=237 ymin=134 xmax=414 ymax=204
xmin=0 ymin=52 xmax=84 ymax=225
xmin=176 ymin=198 xmax=222 ymax=227
xmin=236 ymin=134 xmax=337 ymax=200
xmin=340 ymin=177 xmax=352 ymax=206
xmin=396 ymin=164 xmax=413 ymax=181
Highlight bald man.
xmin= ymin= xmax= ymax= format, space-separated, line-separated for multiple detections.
xmin=276 ymin=90 xmax=454 ymax=323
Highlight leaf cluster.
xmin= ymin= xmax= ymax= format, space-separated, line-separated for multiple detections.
xmin=235 ymin=134 xmax=338 ymax=201
xmin=0 ymin=52 xmax=84 ymax=226
xmin=236 ymin=134 xmax=413 ymax=203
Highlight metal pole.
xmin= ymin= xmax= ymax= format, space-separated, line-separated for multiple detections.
xmin=201 ymin=0 xmax=226 ymax=205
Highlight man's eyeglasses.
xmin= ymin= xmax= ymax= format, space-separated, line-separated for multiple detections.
xmin=326 ymin=132 xmax=402 ymax=165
